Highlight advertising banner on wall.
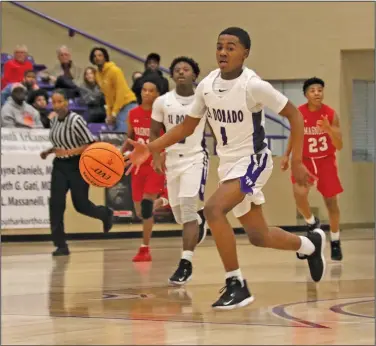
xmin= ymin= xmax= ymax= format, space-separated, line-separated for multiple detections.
xmin=0 ymin=128 xmax=175 ymax=229
xmin=1 ymin=128 xmax=53 ymax=229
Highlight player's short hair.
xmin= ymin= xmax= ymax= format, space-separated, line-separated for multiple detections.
xmin=303 ymin=77 xmax=325 ymax=94
xmin=141 ymin=74 xmax=163 ymax=94
xmin=89 ymin=47 xmax=110 ymax=65
xmin=219 ymin=27 xmax=251 ymax=50
xmin=169 ymin=56 xmax=200 ymax=78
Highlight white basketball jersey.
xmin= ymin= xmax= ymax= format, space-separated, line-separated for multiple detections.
xmin=162 ymin=90 xmax=206 ymax=155
xmin=202 ymin=68 xmax=268 ymax=160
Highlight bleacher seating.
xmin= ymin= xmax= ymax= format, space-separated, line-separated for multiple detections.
xmin=1 ymin=53 xmax=47 ymax=77
xmin=2 ymin=52 xmax=108 ymax=128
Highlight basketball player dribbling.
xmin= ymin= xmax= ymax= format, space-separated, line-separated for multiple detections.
xmin=121 ymin=76 xmax=165 ymax=262
xmin=150 ymin=56 xmax=209 ymax=285
xmin=125 ymin=27 xmax=326 ymax=310
xmin=281 ymin=77 xmax=343 ymax=261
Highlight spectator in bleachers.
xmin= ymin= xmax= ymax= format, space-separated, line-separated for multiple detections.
xmin=144 ymin=53 xmax=169 ymax=91
xmin=29 ymin=89 xmax=51 ymax=129
xmin=40 ymin=46 xmax=83 ymax=98
xmin=1 ymin=83 xmax=42 ymax=128
xmin=78 ymin=67 xmax=106 ymax=123
xmin=132 ymin=53 xmax=169 ymax=104
xmin=132 ymin=71 xmax=143 ymax=83
xmin=89 ymin=47 xmax=137 ymax=133
xmin=1 ymin=70 xmax=39 ymax=106
xmin=1 ymin=45 xmax=33 ymax=90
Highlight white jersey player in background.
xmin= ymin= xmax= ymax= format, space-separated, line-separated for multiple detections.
xmin=125 ymin=27 xmax=326 ymax=310
xmin=150 ymin=56 xmax=208 ymax=285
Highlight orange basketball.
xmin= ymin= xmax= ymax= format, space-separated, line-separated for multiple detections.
xmin=79 ymin=142 xmax=125 ymax=188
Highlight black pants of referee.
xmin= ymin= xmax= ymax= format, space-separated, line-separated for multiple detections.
xmin=49 ymin=156 xmax=108 ymax=248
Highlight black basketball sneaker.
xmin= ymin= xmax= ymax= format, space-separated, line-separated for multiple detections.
xmin=306 ymin=228 xmax=326 ymax=282
xmin=212 ymin=277 xmax=254 ymax=310
xmin=296 ymin=216 xmax=321 ymax=260
xmin=197 ymin=208 xmax=208 ymax=246
xmin=331 ymin=239 xmax=343 ymax=261
xmin=169 ymin=259 xmax=193 ymax=286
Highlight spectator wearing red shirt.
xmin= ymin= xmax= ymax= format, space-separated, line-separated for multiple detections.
xmin=1 ymin=45 xmax=33 ymax=90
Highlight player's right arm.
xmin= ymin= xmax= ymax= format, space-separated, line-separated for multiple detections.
xmin=150 ymin=97 xmax=167 ymax=174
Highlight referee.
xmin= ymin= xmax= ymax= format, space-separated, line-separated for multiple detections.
xmin=40 ymin=89 xmax=113 ymax=256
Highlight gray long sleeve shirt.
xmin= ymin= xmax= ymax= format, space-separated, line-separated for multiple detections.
xmin=1 ymin=99 xmax=43 ymax=128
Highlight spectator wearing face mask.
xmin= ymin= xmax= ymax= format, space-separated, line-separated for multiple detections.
xmin=1 ymin=70 xmax=39 ymax=106
xmin=1 ymin=83 xmax=42 ymax=128
xmin=1 ymin=45 xmax=33 ymax=90
xmin=132 ymin=71 xmax=143 ymax=83
xmin=132 ymin=53 xmax=169 ymax=104
xmin=29 ymin=89 xmax=51 ymax=129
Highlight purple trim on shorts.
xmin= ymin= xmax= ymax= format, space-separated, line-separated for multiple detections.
xmin=239 ymin=153 xmax=268 ymax=195
xmin=199 ymin=137 xmax=209 ymax=201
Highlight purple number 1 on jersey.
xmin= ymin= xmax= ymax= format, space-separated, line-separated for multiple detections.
xmin=220 ymin=127 xmax=228 ymax=146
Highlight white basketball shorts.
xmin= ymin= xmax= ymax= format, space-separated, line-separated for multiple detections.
xmin=166 ymin=151 xmax=209 ymax=208
xmin=218 ymin=149 xmax=273 ymax=218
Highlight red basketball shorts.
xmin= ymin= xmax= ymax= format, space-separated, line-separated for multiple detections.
xmin=131 ymin=164 xmax=165 ymax=202
xmin=291 ymin=154 xmax=343 ymax=198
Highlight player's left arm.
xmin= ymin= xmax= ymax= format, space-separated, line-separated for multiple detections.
xmin=320 ymin=113 xmax=343 ymax=150
xmin=249 ymin=78 xmax=315 ymax=186
xmin=248 ymin=79 xmax=303 ymax=164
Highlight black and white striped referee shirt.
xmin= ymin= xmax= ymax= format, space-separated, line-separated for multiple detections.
xmin=49 ymin=112 xmax=95 ymax=158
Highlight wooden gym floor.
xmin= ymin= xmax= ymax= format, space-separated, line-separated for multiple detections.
xmin=2 ymin=229 xmax=375 ymax=345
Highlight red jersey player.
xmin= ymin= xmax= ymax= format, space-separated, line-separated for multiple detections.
xmin=121 ymin=76 xmax=165 ymax=262
xmin=281 ymin=77 xmax=343 ymax=261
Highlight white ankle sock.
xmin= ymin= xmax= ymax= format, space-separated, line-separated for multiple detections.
xmin=330 ymin=231 xmax=340 ymax=241
xmin=141 ymin=244 xmax=149 ymax=248
xmin=225 ymin=269 xmax=244 ymax=285
xmin=182 ymin=250 xmax=194 ymax=262
xmin=305 ymin=215 xmax=315 ymax=225
xmin=298 ymin=236 xmax=315 ymax=255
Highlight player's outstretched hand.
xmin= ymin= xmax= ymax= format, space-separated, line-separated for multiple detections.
xmin=291 ymin=161 xmax=317 ymax=187
xmin=124 ymin=139 xmax=151 ymax=175
xmin=280 ymin=155 xmax=289 ymax=171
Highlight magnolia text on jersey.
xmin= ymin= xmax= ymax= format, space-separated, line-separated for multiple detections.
xmin=207 ymin=108 xmax=244 ymax=123
xmin=134 ymin=127 xmax=150 ymax=137
xmin=304 ymin=126 xmax=325 ymax=135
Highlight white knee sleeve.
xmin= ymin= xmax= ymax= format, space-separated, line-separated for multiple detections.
xmin=180 ymin=197 xmax=198 ymax=224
